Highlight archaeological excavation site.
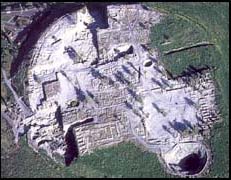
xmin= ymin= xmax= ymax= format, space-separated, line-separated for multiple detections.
xmin=1 ymin=2 xmax=222 ymax=177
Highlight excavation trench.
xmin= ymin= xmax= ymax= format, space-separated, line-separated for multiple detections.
xmin=178 ymin=151 xmax=207 ymax=175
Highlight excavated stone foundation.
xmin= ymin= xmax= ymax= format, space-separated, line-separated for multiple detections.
xmin=4 ymin=3 xmax=220 ymax=177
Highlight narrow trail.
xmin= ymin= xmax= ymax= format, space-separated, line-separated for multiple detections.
xmin=163 ymin=41 xmax=214 ymax=55
xmin=1 ymin=68 xmax=33 ymax=118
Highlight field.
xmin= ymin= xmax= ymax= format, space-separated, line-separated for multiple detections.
xmin=1 ymin=119 xmax=172 ymax=178
xmin=1 ymin=2 xmax=229 ymax=178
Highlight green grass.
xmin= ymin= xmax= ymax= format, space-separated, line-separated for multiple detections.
xmin=148 ymin=3 xmax=221 ymax=76
xmin=1 ymin=2 xmax=229 ymax=178
xmin=146 ymin=2 xmax=229 ymax=177
xmin=76 ymin=142 xmax=172 ymax=178
xmin=1 ymin=119 xmax=82 ymax=178
xmin=1 ymin=117 xmax=171 ymax=178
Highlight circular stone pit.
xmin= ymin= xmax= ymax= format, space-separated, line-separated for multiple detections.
xmin=160 ymin=142 xmax=211 ymax=177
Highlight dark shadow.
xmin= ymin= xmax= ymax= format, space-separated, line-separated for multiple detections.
xmin=168 ymin=120 xmax=187 ymax=133
xmin=38 ymin=139 xmax=52 ymax=147
xmin=196 ymin=122 xmax=203 ymax=130
xmin=64 ymin=128 xmax=79 ymax=166
xmin=153 ymin=66 xmax=163 ymax=74
xmin=178 ymin=151 xmax=207 ymax=175
xmin=74 ymin=117 xmax=94 ymax=127
xmin=138 ymin=67 xmax=141 ymax=80
xmin=86 ymin=90 xmax=99 ymax=104
xmin=90 ymin=70 xmax=114 ymax=85
xmin=90 ymin=67 xmax=104 ymax=79
xmin=126 ymin=88 xmax=139 ymax=101
xmin=187 ymin=65 xmax=205 ymax=76
xmin=127 ymin=62 xmax=142 ymax=80
xmin=55 ymin=105 xmax=63 ymax=129
xmin=114 ymin=71 xmax=130 ymax=85
xmin=127 ymin=62 xmax=140 ymax=74
xmin=164 ymin=42 xmax=214 ymax=56
xmin=184 ymin=97 xmax=196 ymax=106
xmin=152 ymin=102 xmax=161 ymax=112
xmin=139 ymin=22 xmax=146 ymax=29
xmin=75 ymin=88 xmax=86 ymax=102
xmin=86 ymin=3 xmax=109 ymax=61
xmin=10 ymin=3 xmax=85 ymax=77
xmin=196 ymin=114 xmax=204 ymax=123
xmin=172 ymin=65 xmax=214 ymax=81
xmin=107 ymin=76 xmax=115 ymax=86
xmin=162 ymin=125 xmax=173 ymax=135
xmin=181 ymin=76 xmax=190 ymax=85
xmin=182 ymin=119 xmax=193 ymax=130
xmin=141 ymin=4 xmax=149 ymax=10
xmin=160 ymin=77 xmax=169 ymax=87
xmin=210 ymin=111 xmax=217 ymax=119
xmin=151 ymin=78 xmax=163 ymax=88
xmin=113 ymin=45 xmax=133 ymax=61
xmin=144 ymin=60 xmax=153 ymax=67
xmin=124 ymin=100 xmax=133 ymax=109
xmin=86 ymin=3 xmax=109 ymax=29
xmin=65 ymin=13 xmax=76 ymax=25
xmin=149 ymin=56 xmax=158 ymax=63
xmin=141 ymin=44 xmax=150 ymax=51
xmin=86 ymin=90 xmax=94 ymax=99
xmin=64 ymin=117 xmax=94 ymax=166
xmin=64 ymin=46 xmax=82 ymax=63
xmin=1 ymin=96 xmax=8 ymax=106
xmin=165 ymin=69 xmax=174 ymax=79
xmin=39 ymin=124 xmax=51 ymax=129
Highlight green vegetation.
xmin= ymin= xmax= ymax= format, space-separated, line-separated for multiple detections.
xmin=1 ymin=119 xmax=77 ymax=178
xmin=146 ymin=2 xmax=229 ymax=177
xmin=1 ymin=31 xmax=30 ymax=103
xmin=1 ymin=35 xmax=15 ymax=76
xmin=1 ymin=33 xmax=16 ymax=104
xmin=11 ymin=60 xmax=30 ymax=99
xmin=76 ymin=142 xmax=172 ymax=178
xmin=1 ymin=117 xmax=171 ymax=178
xmin=148 ymin=4 xmax=219 ymax=76
xmin=1 ymin=2 xmax=228 ymax=178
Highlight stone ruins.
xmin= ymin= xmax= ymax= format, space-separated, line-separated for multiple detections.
xmin=2 ymin=3 xmax=221 ymax=177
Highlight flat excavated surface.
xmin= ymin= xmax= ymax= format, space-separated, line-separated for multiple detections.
xmin=4 ymin=3 xmax=220 ymax=177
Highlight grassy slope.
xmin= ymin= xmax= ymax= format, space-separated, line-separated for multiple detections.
xmin=1 ymin=117 xmax=171 ymax=178
xmin=146 ymin=2 xmax=229 ymax=177
xmin=1 ymin=2 xmax=229 ymax=178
